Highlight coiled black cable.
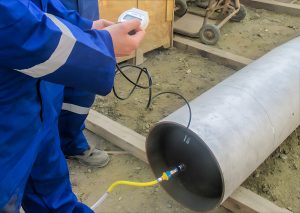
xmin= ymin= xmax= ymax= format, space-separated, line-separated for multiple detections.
xmin=113 ymin=64 xmax=152 ymax=108
xmin=113 ymin=63 xmax=192 ymax=128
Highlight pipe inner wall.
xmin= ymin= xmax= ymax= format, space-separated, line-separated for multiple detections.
xmin=146 ymin=37 xmax=300 ymax=211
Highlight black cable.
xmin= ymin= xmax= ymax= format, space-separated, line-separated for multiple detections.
xmin=148 ymin=91 xmax=192 ymax=128
xmin=113 ymin=64 xmax=152 ymax=107
xmin=112 ymin=63 xmax=192 ymax=128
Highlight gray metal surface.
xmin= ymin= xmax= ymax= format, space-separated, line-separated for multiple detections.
xmin=146 ymin=37 xmax=300 ymax=211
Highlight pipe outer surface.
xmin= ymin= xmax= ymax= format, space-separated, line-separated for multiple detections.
xmin=146 ymin=37 xmax=300 ymax=211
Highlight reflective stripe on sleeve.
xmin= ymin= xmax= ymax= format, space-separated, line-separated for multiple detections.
xmin=62 ymin=103 xmax=90 ymax=115
xmin=16 ymin=13 xmax=75 ymax=77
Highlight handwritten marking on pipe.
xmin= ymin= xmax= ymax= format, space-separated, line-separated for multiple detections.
xmin=184 ymin=135 xmax=191 ymax=145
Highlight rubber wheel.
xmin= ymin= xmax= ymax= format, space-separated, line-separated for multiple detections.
xmin=199 ymin=24 xmax=220 ymax=45
xmin=175 ymin=0 xmax=188 ymax=17
xmin=231 ymin=4 xmax=247 ymax=22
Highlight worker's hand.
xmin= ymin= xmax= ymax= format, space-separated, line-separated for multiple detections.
xmin=92 ymin=19 xmax=115 ymax=30
xmin=104 ymin=19 xmax=146 ymax=57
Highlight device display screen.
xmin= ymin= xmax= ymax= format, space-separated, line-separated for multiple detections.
xmin=124 ymin=14 xmax=142 ymax=21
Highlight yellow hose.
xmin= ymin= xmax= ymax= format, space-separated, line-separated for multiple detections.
xmin=107 ymin=172 xmax=170 ymax=193
xmin=107 ymin=180 xmax=158 ymax=193
xmin=91 ymin=166 xmax=184 ymax=210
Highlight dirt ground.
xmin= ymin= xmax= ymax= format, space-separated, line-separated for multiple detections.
xmin=187 ymin=3 xmax=300 ymax=59
xmin=243 ymin=128 xmax=300 ymax=212
xmin=69 ymin=6 xmax=300 ymax=213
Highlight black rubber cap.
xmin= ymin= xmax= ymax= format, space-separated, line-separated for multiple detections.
xmin=146 ymin=122 xmax=224 ymax=211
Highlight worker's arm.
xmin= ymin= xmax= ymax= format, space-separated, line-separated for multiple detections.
xmin=0 ymin=1 xmax=116 ymax=95
xmin=47 ymin=0 xmax=115 ymax=31
xmin=46 ymin=0 xmax=93 ymax=30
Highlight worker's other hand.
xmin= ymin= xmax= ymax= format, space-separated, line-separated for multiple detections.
xmin=92 ymin=19 xmax=115 ymax=30
xmin=104 ymin=19 xmax=146 ymax=57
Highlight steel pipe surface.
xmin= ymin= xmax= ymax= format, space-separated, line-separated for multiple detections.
xmin=146 ymin=37 xmax=300 ymax=211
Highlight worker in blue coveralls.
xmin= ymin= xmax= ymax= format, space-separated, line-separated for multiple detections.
xmin=58 ymin=0 xmax=112 ymax=167
xmin=0 ymin=0 xmax=145 ymax=212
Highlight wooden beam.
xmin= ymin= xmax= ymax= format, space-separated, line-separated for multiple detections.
xmin=173 ymin=35 xmax=253 ymax=70
xmin=133 ymin=49 xmax=144 ymax=65
xmin=224 ymin=187 xmax=292 ymax=213
xmin=241 ymin=0 xmax=300 ymax=16
xmin=86 ymin=109 xmax=291 ymax=213
xmin=86 ymin=109 xmax=148 ymax=163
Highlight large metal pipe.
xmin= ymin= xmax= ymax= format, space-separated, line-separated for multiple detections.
xmin=146 ymin=37 xmax=300 ymax=211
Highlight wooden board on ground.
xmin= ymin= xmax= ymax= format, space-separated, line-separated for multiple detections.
xmin=173 ymin=35 xmax=253 ymax=70
xmin=86 ymin=109 xmax=147 ymax=163
xmin=86 ymin=109 xmax=292 ymax=213
xmin=275 ymin=0 xmax=295 ymax=3
xmin=224 ymin=187 xmax=292 ymax=213
xmin=240 ymin=0 xmax=300 ymax=16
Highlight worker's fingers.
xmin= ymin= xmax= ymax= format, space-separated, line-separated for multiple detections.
xmin=128 ymin=30 xmax=146 ymax=49
xmin=92 ymin=19 xmax=115 ymax=30
xmin=104 ymin=20 xmax=146 ymax=57
xmin=102 ymin=19 xmax=115 ymax=27
xmin=132 ymin=25 xmax=143 ymax=33
xmin=121 ymin=19 xmax=142 ymax=33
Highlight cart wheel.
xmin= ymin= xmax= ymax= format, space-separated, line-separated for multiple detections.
xmin=231 ymin=4 xmax=247 ymax=22
xmin=199 ymin=24 xmax=220 ymax=45
xmin=175 ymin=0 xmax=188 ymax=17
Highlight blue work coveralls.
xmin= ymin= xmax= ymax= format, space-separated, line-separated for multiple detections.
xmin=0 ymin=0 xmax=116 ymax=212
xmin=58 ymin=0 xmax=100 ymax=156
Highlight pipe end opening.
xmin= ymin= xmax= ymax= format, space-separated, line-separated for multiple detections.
xmin=146 ymin=122 xmax=224 ymax=211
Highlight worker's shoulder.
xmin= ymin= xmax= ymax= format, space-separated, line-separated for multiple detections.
xmin=0 ymin=0 xmax=29 ymax=29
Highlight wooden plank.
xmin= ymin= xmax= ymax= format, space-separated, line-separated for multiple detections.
xmin=166 ymin=0 xmax=175 ymax=49
xmin=138 ymin=0 xmax=173 ymax=53
xmin=276 ymin=0 xmax=295 ymax=3
xmin=223 ymin=187 xmax=292 ymax=213
xmin=166 ymin=0 xmax=175 ymax=22
xmin=173 ymin=35 xmax=253 ymax=70
xmin=241 ymin=0 xmax=300 ymax=16
xmin=86 ymin=109 xmax=148 ymax=163
xmin=98 ymin=0 xmax=137 ymax=22
xmin=133 ymin=49 xmax=144 ymax=65
xmin=86 ymin=109 xmax=291 ymax=213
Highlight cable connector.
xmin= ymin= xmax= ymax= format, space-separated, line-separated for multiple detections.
xmin=158 ymin=164 xmax=185 ymax=183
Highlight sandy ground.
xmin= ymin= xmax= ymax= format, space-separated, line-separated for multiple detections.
xmin=217 ymin=7 xmax=300 ymax=59
xmin=187 ymin=4 xmax=300 ymax=59
xmin=69 ymin=6 xmax=300 ymax=213
xmin=244 ymin=128 xmax=300 ymax=212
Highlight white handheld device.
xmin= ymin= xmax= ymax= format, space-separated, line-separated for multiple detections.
xmin=118 ymin=8 xmax=149 ymax=30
